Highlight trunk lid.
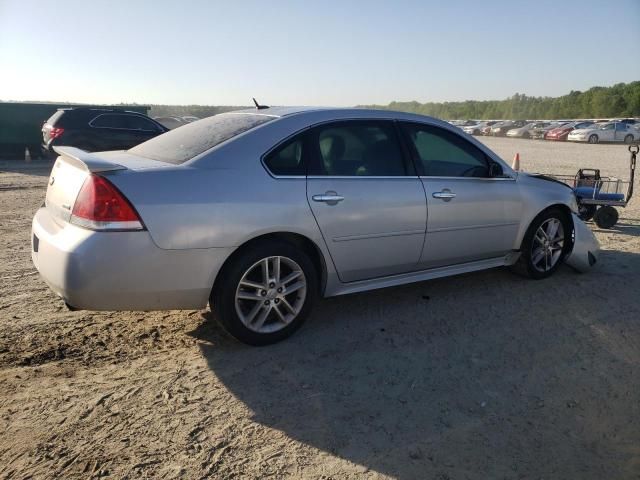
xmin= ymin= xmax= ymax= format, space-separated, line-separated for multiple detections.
xmin=45 ymin=146 xmax=173 ymax=224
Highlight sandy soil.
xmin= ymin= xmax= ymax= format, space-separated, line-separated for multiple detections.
xmin=1 ymin=138 xmax=639 ymax=479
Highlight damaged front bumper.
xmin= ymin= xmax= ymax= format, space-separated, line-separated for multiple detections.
xmin=565 ymin=213 xmax=600 ymax=272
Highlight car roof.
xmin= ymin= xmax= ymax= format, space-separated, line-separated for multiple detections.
xmin=226 ymin=106 xmax=455 ymax=128
xmin=58 ymin=107 xmax=147 ymax=115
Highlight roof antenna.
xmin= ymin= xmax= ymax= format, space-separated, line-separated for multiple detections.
xmin=252 ymin=97 xmax=269 ymax=110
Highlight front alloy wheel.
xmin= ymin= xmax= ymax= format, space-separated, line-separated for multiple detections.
xmin=531 ymin=218 xmax=565 ymax=273
xmin=511 ymin=208 xmax=571 ymax=279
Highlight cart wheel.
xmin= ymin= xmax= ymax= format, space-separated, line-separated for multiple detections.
xmin=593 ymin=206 xmax=618 ymax=229
xmin=578 ymin=204 xmax=597 ymax=221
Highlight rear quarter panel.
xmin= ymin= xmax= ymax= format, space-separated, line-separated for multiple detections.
xmin=106 ymin=161 xmax=326 ymax=252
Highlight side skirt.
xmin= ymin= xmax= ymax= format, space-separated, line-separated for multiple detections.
xmin=325 ymin=254 xmax=519 ymax=297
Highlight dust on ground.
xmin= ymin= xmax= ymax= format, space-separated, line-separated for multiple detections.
xmin=1 ymin=138 xmax=639 ymax=479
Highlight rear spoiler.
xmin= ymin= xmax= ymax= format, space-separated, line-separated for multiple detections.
xmin=53 ymin=146 xmax=126 ymax=173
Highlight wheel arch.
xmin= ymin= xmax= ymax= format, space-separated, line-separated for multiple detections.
xmin=516 ymin=203 xmax=574 ymax=251
xmin=211 ymin=231 xmax=328 ymax=300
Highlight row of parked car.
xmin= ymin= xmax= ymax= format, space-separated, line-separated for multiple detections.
xmin=450 ymin=118 xmax=640 ymax=144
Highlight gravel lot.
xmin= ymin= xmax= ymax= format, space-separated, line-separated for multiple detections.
xmin=1 ymin=137 xmax=639 ymax=479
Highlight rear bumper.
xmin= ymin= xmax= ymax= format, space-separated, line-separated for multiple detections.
xmin=31 ymin=207 xmax=232 ymax=310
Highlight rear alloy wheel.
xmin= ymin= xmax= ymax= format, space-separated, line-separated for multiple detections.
xmin=212 ymin=241 xmax=317 ymax=345
xmin=624 ymin=134 xmax=634 ymax=145
xmin=511 ymin=208 xmax=571 ymax=279
xmin=588 ymin=134 xmax=599 ymax=144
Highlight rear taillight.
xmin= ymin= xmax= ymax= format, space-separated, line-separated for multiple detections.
xmin=49 ymin=127 xmax=65 ymax=139
xmin=71 ymin=174 xmax=144 ymax=231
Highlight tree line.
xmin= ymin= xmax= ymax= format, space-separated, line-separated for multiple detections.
xmin=364 ymin=81 xmax=640 ymax=120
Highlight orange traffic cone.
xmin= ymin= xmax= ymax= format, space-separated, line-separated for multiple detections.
xmin=512 ymin=153 xmax=520 ymax=171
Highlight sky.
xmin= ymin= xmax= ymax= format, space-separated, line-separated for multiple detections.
xmin=1 ymin=0 xmax=639 ymax=106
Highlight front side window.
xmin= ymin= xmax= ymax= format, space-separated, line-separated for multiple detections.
xmin=264 ymin=136 xmax=305 ymax=176
xmin=312 ymin=121 xmax=406 ymax=176
xmin=402 ymin=123 xmax=490 ymax=177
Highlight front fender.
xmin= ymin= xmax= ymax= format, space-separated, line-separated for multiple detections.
xmin=512 ymin=174 xmax=577 ymax=250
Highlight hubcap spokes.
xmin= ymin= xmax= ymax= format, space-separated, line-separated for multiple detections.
xmin=235 ymin=256 xmax=307 ymax=333
xmin=532 ymin=218 xmax=564 ymax=272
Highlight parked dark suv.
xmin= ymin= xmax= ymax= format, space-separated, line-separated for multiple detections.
xmin=42 ymin=108 xmax=168 ymax=154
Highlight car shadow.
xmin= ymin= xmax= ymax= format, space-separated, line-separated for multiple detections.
xmin=190 ymin=249 xmax=640 ymax=478
xmin=0 ymin=161 xmax=53 ymax=177
xmin=590 ymin=217 xmax=640 ymax=237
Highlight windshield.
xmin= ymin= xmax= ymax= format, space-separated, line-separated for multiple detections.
xmin=129 ymin=112 xmax=275 ymax=164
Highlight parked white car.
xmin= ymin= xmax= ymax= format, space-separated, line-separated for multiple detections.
xmin=567 ymin=122 xmax=639 ymax=144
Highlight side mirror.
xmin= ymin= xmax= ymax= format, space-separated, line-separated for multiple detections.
xmin=489 ymin=162 xmax=504 ymax=177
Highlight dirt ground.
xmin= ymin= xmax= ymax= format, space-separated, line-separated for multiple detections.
xmin=1 ymin=138 xmax=639 ymax=479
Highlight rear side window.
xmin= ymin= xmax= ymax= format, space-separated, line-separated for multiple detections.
xmin=129 ymin=113 xmax=274 ymax=164
xmin=91 ymin=114 xmax=128 ymax=129
xmin=311 ymin=121 xmax=406 ymax=176
xmin=402 ymin=123 xmax=489 ymax=177
xmin=264 ymin=137 xmax=305 ymax=176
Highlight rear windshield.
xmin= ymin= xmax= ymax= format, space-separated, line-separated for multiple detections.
xmin=129 ymin=113 xmax=275 ymax=164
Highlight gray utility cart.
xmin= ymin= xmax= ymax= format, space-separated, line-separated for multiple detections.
xmin=551 ymin=145 xmax=637 ymax=229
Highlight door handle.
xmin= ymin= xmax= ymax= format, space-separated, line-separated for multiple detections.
xmin=432 ymin=190 xmax=456 ymax=201
xmin=312 ymin=193 xmax=344 ymax=205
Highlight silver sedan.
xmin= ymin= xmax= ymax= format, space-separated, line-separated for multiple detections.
xmin=32 ymin=107 xmax=599 ymax=345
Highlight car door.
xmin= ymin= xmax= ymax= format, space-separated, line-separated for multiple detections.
xmin=614 ymin=122 xmax=627 ymax=142
xmin=599 ymin=123 xmax=615 ymax=141
xmin=399 ymin=122 xmax=522 ymax=269
xmin=306 ymin=120 xmax=427 ymax=283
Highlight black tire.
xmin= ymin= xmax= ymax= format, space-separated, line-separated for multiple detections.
xmin=624 ymin=134 xmax=634 ymax=145
xmin=522 ymin=132 xmax=530 ymax=139
xmin=211 ymin=240 xmax=318 ymax=346
xmin=511 ymin=208 xmax=572 ymax=279
xmin=578 ymin=204 xmax=597 ymax=222
xmin=593 ymin=206 xmax=618 ymax=229
xmin=588 ymin=134 xmax=599 ymax=144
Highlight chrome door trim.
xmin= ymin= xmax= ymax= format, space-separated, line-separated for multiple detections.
xmin=428 ymin=222 xmax=520 ymax=233
xmin=333 ymin=229 xmax=425 ymax=242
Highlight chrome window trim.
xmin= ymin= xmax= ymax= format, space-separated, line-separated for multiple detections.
xmin=307 ymin=175 xmax=419 ymax=180
xmin=261 ymin=117 xmax=412 ymax=179
xmin=88 ymin=113 xmax=160 ymax=132
xmin=419 ymin=175 xmax=516 ymax=181
xmin=267 ymin=175 xmax=307 ymax=180
xmin=260 ymin=116 xmax=516 ymax=180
